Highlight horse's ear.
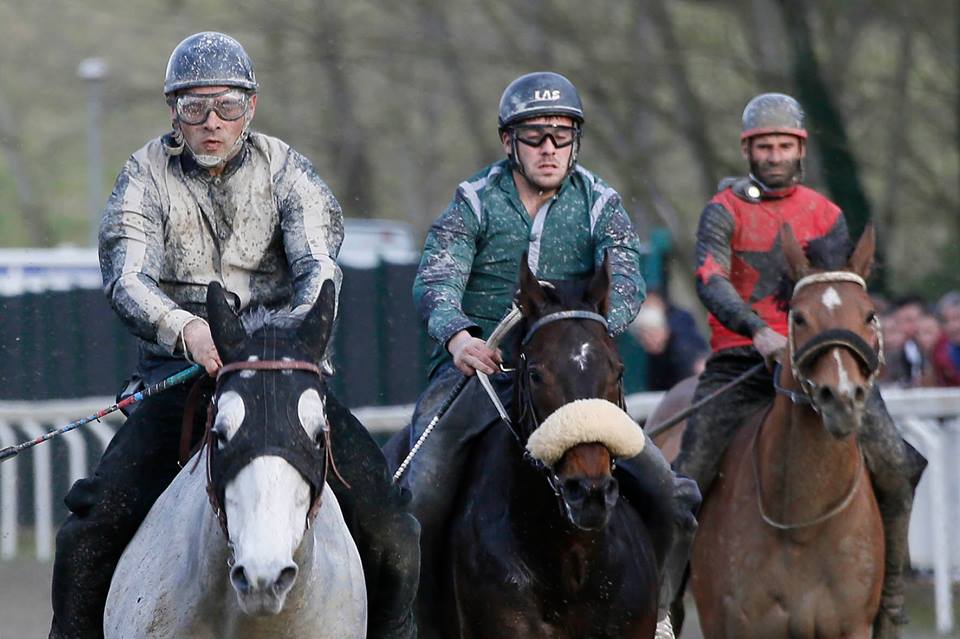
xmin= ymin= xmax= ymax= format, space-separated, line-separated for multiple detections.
xmin=585 ymin=251 xmax=611 ymax=316
xmin=780 ymin=224 xmax=810 ymax=281
xmin=516 ymin=252 xmax=548 ymax=317
xmin=206 ymin=282 xmax=246 ymax=362
xmin=848 ymin=224 xmax=875 ymax=280
xmin=296 ymin=279 xmax=336 ymax=362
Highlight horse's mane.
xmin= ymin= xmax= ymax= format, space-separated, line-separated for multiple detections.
xmin=240 ymin=306 xmax=307 ymax=335
xmin=774 ymin=236 xmax=853 ymax=311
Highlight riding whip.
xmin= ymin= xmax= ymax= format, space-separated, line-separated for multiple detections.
xmin=644 ymin=363 xmax=766 ymax=439
xmin=392 ymin=307 xmax=523 ymax=484
xmin=0 ymin=364 xmax=203 ymax=463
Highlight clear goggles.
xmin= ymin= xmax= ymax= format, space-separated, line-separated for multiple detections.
xmin=512 ymin=123 xmax=580 ymax=148
xmin=174 ymin=90 xmax=251 ymax=126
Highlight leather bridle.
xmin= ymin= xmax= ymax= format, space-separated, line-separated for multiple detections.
xmin=203 ymin=358 xmax=336 ymax=538
xmin=512 ymin=309 xmax=626 ymax=504
xmin=783 ymin=271 xmax=884 ymax=405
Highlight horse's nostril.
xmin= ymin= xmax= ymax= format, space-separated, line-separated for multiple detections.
xmin=854 ymin=386 xmax=866 ymax=404
xmin=604 ymin=477 xmax=619 ymax=499
xmin=816 ymin=386 xmax=835 ymax=405
xmin=563 ymin=479 xmax=586 ymax=501
xmin=274 ymin=565 xmax=298 ymax=594
xmin=230 ymin=565 xmax=250 ymax=593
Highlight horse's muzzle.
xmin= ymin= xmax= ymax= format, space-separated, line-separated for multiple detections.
xmin=230 ymin=561 xmax=299 ymax=616
xmin=561 ymin=475 xmax=619 ymax=530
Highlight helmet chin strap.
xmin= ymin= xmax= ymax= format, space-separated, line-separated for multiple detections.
xmin=176 ymin=112 xmax=252 ymax=170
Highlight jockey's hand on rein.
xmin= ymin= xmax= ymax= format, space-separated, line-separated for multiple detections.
xmin=183 ymin=318 xmax=223 ymax=376
xmin=753 ymin=326 xmax=787 ymax=370
xmin=448 ymin=330 xmax=501 ymax=377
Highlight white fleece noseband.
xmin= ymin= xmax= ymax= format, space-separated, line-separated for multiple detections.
xmin=526 ymin=398 xmax=645 ymax=466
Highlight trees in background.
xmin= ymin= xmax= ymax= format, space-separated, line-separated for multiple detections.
xmin=0 ymin=0 xmax=955 ymax=297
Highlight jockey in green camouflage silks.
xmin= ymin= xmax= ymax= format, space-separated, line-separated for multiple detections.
xmin=414 ymin=157 xmax=645 ymax=376
xmin=396 ymin=71 xmax=700 ymax=639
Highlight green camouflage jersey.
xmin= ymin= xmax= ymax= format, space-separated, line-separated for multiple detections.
xmin=414 ymin=159 xmax=645 ymax=375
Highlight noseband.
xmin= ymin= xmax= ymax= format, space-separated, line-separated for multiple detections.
xmin=203 ymin=359 xmax=334 ymax=537
xmin=784 ymin=272 xmax=884 ymax=403
xmin=513 ymin=309 xmax=624 ymax=503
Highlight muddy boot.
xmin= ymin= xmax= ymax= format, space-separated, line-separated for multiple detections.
xmin=870 ymin=443 xmax=926 ymax=639
xmin=617 ymin=443 xmax=700 ymax=639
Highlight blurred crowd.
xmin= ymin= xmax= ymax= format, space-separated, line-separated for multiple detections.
xmin=617 ymin=289 xmax=960 ymax=394
xmin=877 ymin=292 xmax=960 ymax=388
xmin=618 ymin=290 xmax=709 ymax=393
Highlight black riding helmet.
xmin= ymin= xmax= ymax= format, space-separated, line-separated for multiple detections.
xmin=498 ymin=72 xmax=584 ymax=179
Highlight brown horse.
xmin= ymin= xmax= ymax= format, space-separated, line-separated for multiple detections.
xmin=651 ymin=225 xmax=885 ymax=638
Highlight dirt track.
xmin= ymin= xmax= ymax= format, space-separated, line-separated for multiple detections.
xmin=0 ymin=559 xmax=954 ymax=638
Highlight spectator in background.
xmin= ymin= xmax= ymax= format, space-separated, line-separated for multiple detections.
xmin=915 ymin=310 xmax=943 ymax=386
xmin=878 ymin=308 xmax=907 ymax=385
xmin=622 ymin=290 xmax=708 ymax=392
xmin=931 ymin=292 xmax=960 ymax=386
xmin=892 ymin=295 xmax=927 ymax=386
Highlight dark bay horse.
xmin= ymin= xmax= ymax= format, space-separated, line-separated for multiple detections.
xmin=419 ymin=258 xmax=662 ymax=638
xmin=651 ymin=226 xmax=885 ymax=638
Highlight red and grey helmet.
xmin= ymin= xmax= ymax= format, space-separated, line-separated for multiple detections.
xmin=740 ymin=93 xmax=807 ymax=141
xmin=163 ymin=32 xmax=258 ymax=96
xmin=498 ymin=72 xmax=584 ymax=130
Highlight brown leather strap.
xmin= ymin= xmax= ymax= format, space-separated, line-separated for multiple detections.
xmin=179 ymin=375 xmax=213 ymax=467
xmin=217 ymin=359 xmax=322 ymax=379
xmin=205 ymin=358 xmax=326 ymax=537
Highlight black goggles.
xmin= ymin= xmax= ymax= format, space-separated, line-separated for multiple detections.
xmin=512 ymin=124 xmax=580 ymax=148
xmin=174 ymin=90 xmax=250 ymax=125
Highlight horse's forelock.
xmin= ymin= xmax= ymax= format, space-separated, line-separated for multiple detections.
xmin=775 ymin=236 xmax=856 ymax=311
xmin=239 ymin=306 xmax=306 ymax=336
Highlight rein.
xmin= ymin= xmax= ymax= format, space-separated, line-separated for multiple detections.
xmin=202 ymin=359 xmax=341 ymax=537
xmin=750 ymin=410 xmax=864 ymax=530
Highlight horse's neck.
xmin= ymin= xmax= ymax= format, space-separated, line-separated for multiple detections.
xmin=760 ymin=385 xmax=860 ymax=527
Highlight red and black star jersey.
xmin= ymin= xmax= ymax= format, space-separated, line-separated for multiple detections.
xmin=694 ymin=180 xmax=849 ymax=352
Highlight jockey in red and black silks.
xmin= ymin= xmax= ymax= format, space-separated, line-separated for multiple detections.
xmin=663 ymin=92 xmax=927 ymax=637
xmin=694 ymin=179 xmax=848 ymax=352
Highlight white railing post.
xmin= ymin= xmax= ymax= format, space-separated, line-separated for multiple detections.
xmin=900 ymin=417 xmax=953 ymax=636
xmin=17 ymin=420 xmax=54 ymax=561
xmin=0 ymin=421 xmax=18 ymax=559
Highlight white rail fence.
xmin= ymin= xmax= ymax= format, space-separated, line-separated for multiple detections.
xmin=1 ymin=387 xmax=958 ymax=633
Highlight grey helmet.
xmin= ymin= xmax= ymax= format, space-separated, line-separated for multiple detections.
xmin=163 ymin=32 xmax=257 ymax=169
xmin=164 ymin=32 xmax=258 ymax=96
xmin=740 ymin=92 xmax=807 ymax=141
xmin=498 ymin=71 xmax=584 ymax=130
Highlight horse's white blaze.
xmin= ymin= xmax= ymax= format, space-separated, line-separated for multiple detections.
xmin=226 ymin=457 xmax=311 ymax=604
xmin=298 ymin=389 xmax=325 ymax=439
xmin=833 ymin=349 xmax=855 ymax=398
xmin=821 ymin=286 xmax=842 ymax=312
xmin=571 ymin=343 xmax=591 ymax=371
xmin=216 ymin=391 xmax=245 ymax=440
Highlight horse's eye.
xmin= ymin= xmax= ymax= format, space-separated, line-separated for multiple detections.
xmin=793 ymin=313 xmax=806 ymax=326
xmin=866 ymin=311 xmax=878 ymax=325
xmin=528 ymin=367 xmax=543 ymax=385
xmin=212 ymin=429 xmax=227 ymax=447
